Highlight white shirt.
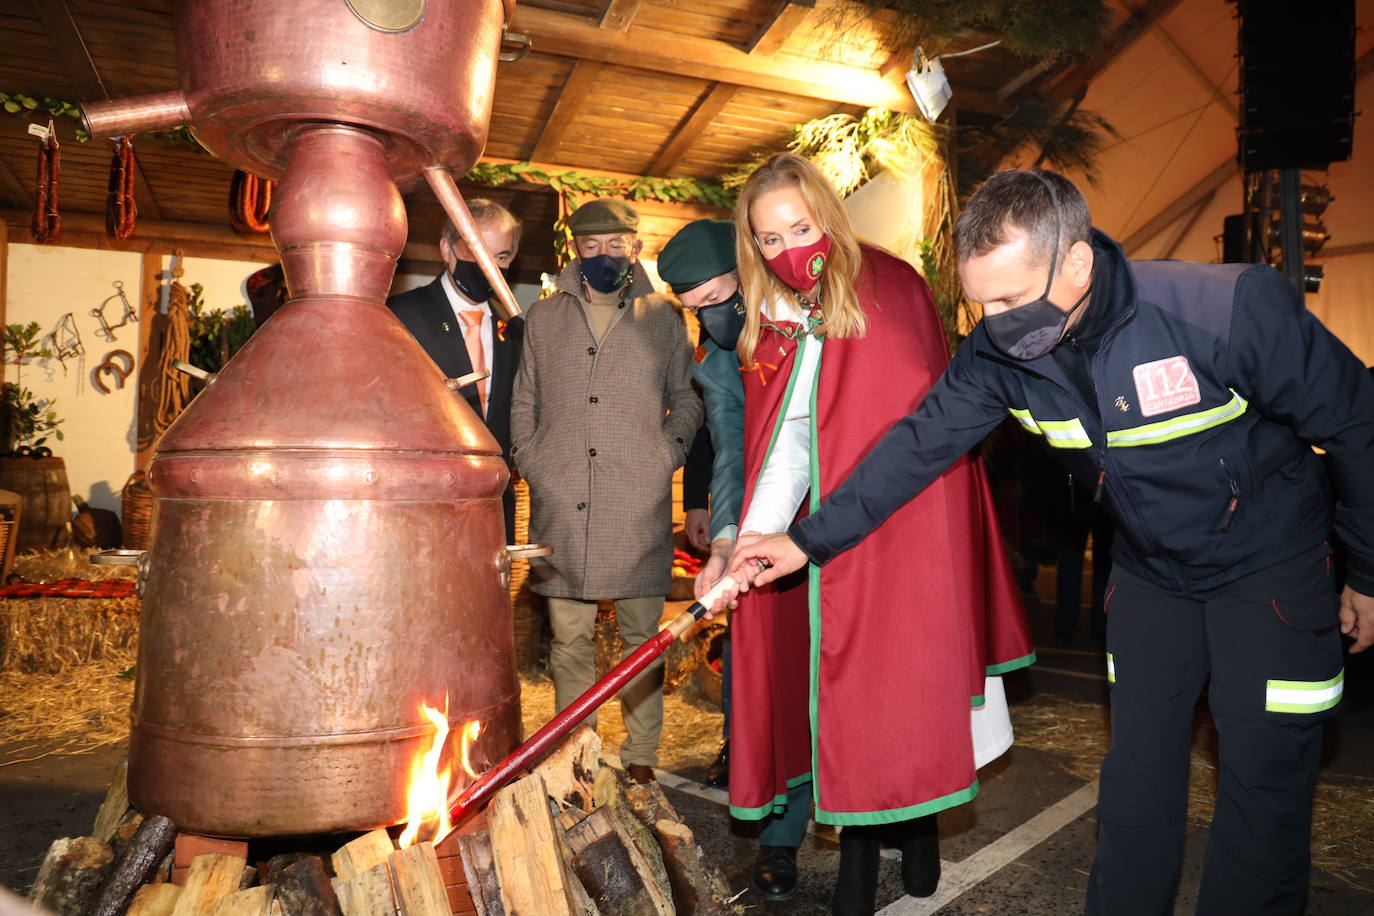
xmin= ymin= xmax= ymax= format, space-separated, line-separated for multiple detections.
xmin=440 ymin=270 xmax=495 ymax=374
xmin=738 ymin=295 xmax=822 ymax=537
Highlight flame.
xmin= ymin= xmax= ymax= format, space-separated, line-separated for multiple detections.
xmin=397 ymin=700 xmax=483 ymax=849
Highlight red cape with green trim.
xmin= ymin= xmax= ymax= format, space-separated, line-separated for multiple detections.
xmin=729 ymin=246 xmax=1034 ymax=825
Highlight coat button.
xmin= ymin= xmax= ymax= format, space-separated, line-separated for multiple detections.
xmin=587 ymin=346 xmax=596 ymax=355
xmin=675 ymin=436 xmax=684 ymax=443
xmin=576 ymin=502 xmax=586 ymax=510
xmin=589 ymin=448 xmax=597 ymax=457
xmin=589 ymin=396 xmax=599 ymax=403
xmin=618 ymin=302 xmax=626 ymax=309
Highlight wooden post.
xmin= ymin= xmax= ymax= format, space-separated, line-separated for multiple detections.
xmin=134 ymin=251 xmax=163 ymax=470
xmin=1 ymin=219 xmax=8 ymax=385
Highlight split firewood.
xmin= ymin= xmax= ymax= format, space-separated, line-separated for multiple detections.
xmin=623 ymin=782 xmax=679 ymax=828
xmin=274 ymin=857 xmax=342 ymax=916
xmin=557 ymin=808 xmax=588 ymax=832
xmin=454 ymin=832 xmax=503 ymax=916
xmin=551 ymin=829 xmax=598 ymax=916
xmin=331 ymin=830 xmax=395 ymax=882
xmin=210 ymin=886 xmax=274 ymax=916
xmin=564 ymin=807 xmax=670 ymax=916
xmin=646 ymin=819 xmax=734 ymax=916
xmin=386 ymin=842 xmax=448 ymax=916
xmin=28 ymin=837 xmax=114 ymax=916
xmin=608 ymin=797 xmax=672 ymax=905
xmin=262 ymin=853 xmax=313 ymax=887
xmin=332 ymin=861 xmax=396 ymax=916
xmin=126 ymin=883 xmax=182 ymax=916
xmin=487 ymin=774 xmax=581 ymax=916
xmin=110 ymin=816 xmax=146 ymax=860
xmin=89 ymin=814 xmax=178 ymax=916
xmin=170 ymin=853 xmax=249 ymax=916
xmin=531 ymin=725 xmax=601 ymax=813
xmin=91 ymin=761 xmax=132 ymax=843
xmin=591 ymin=766 xmax=620 ymax=810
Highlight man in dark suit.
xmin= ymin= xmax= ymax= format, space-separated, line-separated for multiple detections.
xmin=388 ymin=199 xmax=524 ymax=539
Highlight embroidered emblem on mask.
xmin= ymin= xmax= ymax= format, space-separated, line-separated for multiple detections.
xmin=808 ymin=253 xmax=825 ymax=278
xmin=1132 ymin=355 xmax=1201 ymax=417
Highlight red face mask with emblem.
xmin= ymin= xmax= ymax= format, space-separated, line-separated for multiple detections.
xmin=763 ymin=234 xmax=832 ymax=292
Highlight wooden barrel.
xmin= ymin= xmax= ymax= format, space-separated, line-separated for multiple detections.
xmin=0 ymin=455 xmax=71 ymax=550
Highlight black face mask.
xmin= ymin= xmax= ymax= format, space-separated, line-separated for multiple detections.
xmin=982 ymin=175 xmax=1091 ymax=361
xmin=581 ymin=254 xmax=632 ymax=294
xmin=696 ymin=291 xmax=746 ymax=350
xmin=452 ymin=258 xmax=505 ymax=304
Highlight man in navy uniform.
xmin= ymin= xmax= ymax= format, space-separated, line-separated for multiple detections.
xmin=728 ymin=169 xmax=1374 ymax=915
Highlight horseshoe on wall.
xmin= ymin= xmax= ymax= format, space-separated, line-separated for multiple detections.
xmin=92 ymin=349 xmax=136 ymax=394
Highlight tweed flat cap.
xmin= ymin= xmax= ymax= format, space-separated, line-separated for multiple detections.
xmin=657 ymin=219 xmax=737 ymax=294
xmin=568 ymin=198 xmax=639 ymax=236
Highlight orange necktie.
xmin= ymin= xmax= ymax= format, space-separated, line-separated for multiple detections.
xmin=458 ymin=310 xmax=488 ymax=415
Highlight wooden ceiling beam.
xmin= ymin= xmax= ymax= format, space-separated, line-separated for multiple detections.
xmin=1121 ymin=158 xmax=1236 ymax=255
xmin=531 ymin=59 xmax=605 ymax=163
xmin=1048 ymin=0 xmax=1183 ymax=102
xmin=33 ymin=0 xmax=165 ymax=221
xmin=511 ymin=6 xmax=1012 ymax=117
xmin=747 ymin=1 xmax=815 ymax=57
xmin=649 ymin=83 xmax=740 ymax=176
xmin=599 ymin=0 xmax=642 ymax=33
xmin=0 ymin=152 xmax=29 ymax=209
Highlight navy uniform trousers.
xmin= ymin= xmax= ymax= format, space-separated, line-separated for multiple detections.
xmin=1087 ymin=545 xmax=1345 ymax=915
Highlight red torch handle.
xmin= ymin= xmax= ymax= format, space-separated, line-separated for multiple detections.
xmin=442 ymin=574 xmax=739 ymax=832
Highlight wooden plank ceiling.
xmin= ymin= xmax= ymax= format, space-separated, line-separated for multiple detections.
xmin=0 ymin=0 xmax=1119 ymax=280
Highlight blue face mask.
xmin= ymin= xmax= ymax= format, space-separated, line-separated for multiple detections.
xmin=581 ymin=254 xmax=632 ymax=294
xmin=696 ymin=291 xmax=746 ymax=350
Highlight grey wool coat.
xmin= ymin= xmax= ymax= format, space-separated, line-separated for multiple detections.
xmin=511 ymin=261 xmax=704 ymax=599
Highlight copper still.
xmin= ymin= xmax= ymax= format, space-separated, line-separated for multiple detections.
xmin=83 ymin=0 xmax=536 ymax=836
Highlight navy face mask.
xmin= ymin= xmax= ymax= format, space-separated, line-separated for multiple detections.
xmin=983 ymin=176 xmax=1090 ymax=361
xmin=452 ymin=258 xmax=504 ymax=303
xmin=696 ymin=291 xmax=746 ymax=350
xmin=581 ymin=254 xmax=632 ymax=294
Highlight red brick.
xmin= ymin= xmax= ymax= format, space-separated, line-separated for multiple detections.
xmin=170 ymin=865 xmax=190 ymax=887
xmin=174 ymin=833 xmax=249 ymax=868
xmin=437 ymin=855 xmax=466 ymax=886
xmin=446 ymin=883 xmax=478 ymax=914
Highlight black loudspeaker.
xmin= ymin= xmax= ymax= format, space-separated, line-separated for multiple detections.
xmin=1222 ymin=214 xmax=1248 ymax=263
xmin=1237 ymin=0 xmax=1356 ymax=170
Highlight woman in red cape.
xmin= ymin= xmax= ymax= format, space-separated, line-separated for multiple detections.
xmin=713 ymin=153 xmax=1034 ymax=913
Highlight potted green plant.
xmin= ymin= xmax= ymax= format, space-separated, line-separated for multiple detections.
xmin=1 ymin=321 xmax=71 ymax=549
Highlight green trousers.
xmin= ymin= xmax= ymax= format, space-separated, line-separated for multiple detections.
xmin=547 ymin=595 xmax=665 ymax=768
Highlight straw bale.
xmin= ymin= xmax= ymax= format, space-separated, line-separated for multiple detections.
xmin=1 ymin=548 xmax=141 ymax=675
xmin=0 ymin=662 xmax=134 ymax=763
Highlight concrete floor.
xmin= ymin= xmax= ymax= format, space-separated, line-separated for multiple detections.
xmin=3 ymin=571 xmax=1372 ymax=913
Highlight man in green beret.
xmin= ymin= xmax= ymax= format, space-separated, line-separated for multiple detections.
xmin=511 ymin=197 xmax=702 ymax=786
xmin=657 ymin=218 xmax=747 ymax=791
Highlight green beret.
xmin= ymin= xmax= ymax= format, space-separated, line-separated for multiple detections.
xmin=657 ymin=219 xmax=736 ymax=294
xmin=568 ymin=198 xmax=639 ymax=236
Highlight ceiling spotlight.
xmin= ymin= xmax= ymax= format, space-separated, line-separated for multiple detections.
xmin=904 ymin=40 xmax=1001 ymax=123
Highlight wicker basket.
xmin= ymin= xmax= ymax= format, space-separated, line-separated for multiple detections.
xmin=121 ymin=470 xmax=153 ymax=550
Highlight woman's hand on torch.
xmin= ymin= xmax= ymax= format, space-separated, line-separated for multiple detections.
xmin=695 ymin=538 xmax=734 ymax=600
xmin=729 ymin=532 xmax=807 ymax=590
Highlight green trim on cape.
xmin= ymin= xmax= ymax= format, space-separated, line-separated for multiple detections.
xmin=817 ymin=779 xmax=980 ymax=826
xmin=987 ymin=651 xmax=1037 ymax=675
xmin=729 ymin=773 xmax=814 ymax=821
xmin=804 ymin=336 xmax=824 ymax=813
xmin=971 ymin=695 xmax=985 ymax=708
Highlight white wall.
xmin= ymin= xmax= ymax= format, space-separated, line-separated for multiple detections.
xmin=6 ymin=244 xmax=143 ymax=513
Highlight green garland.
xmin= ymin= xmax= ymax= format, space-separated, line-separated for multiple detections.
xmin=465 ymin=161 xmax=736 ymax=264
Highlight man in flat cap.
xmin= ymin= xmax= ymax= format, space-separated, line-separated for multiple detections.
xmin=657 ymin=218 xmax=747 ymax=788
xmin=511 ymin=197 xmax=702 ymax=784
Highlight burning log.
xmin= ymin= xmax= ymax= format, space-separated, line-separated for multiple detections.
xmin=28 ymin=837 xmax=114 ymax=916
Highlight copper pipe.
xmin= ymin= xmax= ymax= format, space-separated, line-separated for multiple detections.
xmin=83 ymin=91 xmax=189 ymax=140
xmin=424 ymin=167 xmax=522 ymax=320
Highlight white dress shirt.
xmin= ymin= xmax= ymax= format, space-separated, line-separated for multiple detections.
xmin=440 ymin=270 xmax=495 ymax=373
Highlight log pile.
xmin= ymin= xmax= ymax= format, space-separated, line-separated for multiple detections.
xmin=26 ymin=727 xmax=737 ymax=915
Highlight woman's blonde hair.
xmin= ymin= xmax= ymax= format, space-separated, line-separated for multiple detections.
xmin=733 ymin=152 xmax=868 ymax=364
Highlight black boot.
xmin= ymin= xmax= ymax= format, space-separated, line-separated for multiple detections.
xmin=832 ymin=826 xmax=880 ymax=915
xmin=705 ymin=739 xmax=729 ymax=788
xmin=752 ymin=845 xmax=799 ymax=902
xmin=890 ymin=814 xmax=940 ymax=898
